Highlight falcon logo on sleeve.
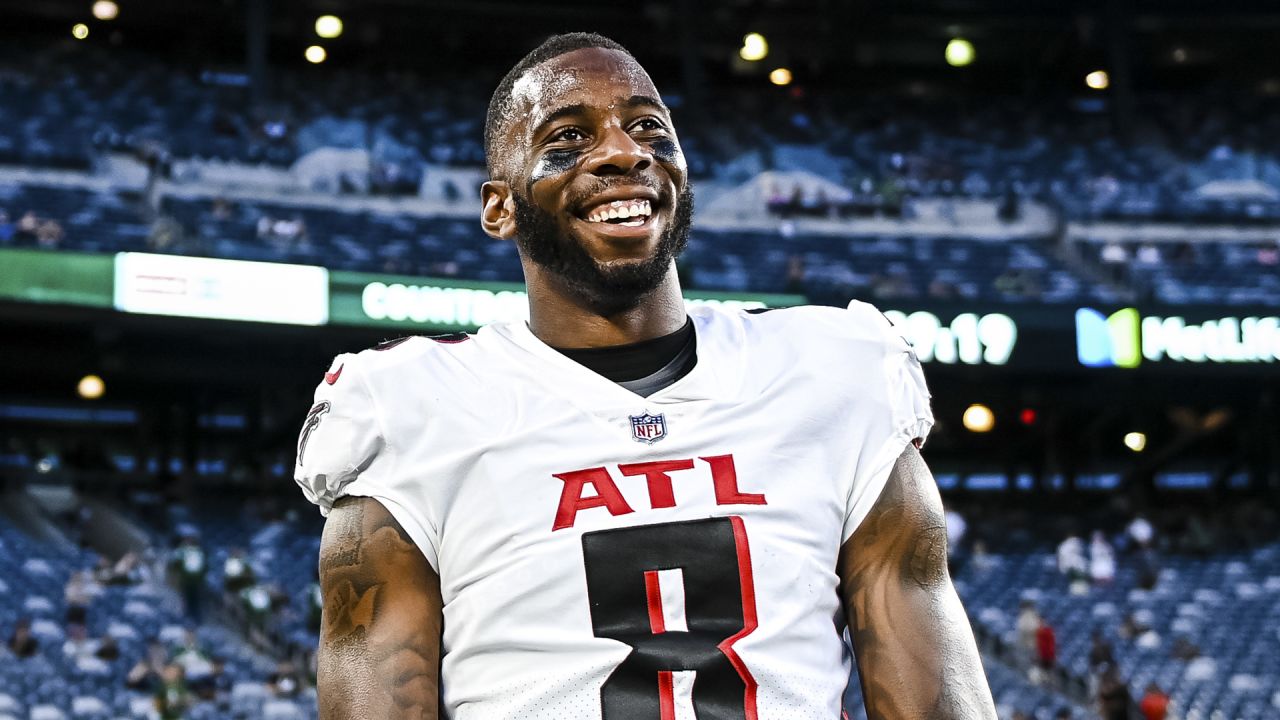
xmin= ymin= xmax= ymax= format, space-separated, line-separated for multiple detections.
xmin=297 ymin=401 xmax=331 ymax=466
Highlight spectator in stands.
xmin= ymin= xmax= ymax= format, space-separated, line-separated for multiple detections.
xmin=1138 ymin=683 xmax=1169 ymax=720
xmin=240 ymin=580 xmax=274 ymax=639
xmin=96 ymin=635 xmax=120 ymax=661
xmin=1135 ymin=244 xmax=1161 ymax=266
xmin=14 ymin=211 xmax=39 ymax=244
xmin=784 ymin=255 xmax=806 ymax=295
xmin=64 ymin=568 xmax=101 ymax=628
xmin=1053 ymin=710 xmax=1072 ymax=720
xmin=1089 ymin=630 xmax=1116 ymax=672
xmin=126 ymin=640 xmax=168 ymax=691
xmin=1056 ymin=532 xmax=1089 ymax=593
xmin=62 ymin=623 xmax=99 ymax=663
xmin=35 ymin=218 xmax=64 ymax=249
xmin=7 ymin=618 xmax=38 ymax=658
xmin=1097 ymin=664 xmax=1132 ymax=720
xmin=1118 ymin=611 xmax=1150 ymax=642
xmin=1090 ymin=531 xmax=1116 ymax=586
xmin=306 ymin=568 xmax=323 ymax=634
xmin=1015 ymin=600 xmax=1041 ymax=664
xmin=193 ymin=655 xmax=232 ymax=706
xmin=154 ymin=663 xmax=192 ymax=720
xmin=172 ymin=628 xmax=213 ymax=683
xmin=267 ymin=660 xmax=303 ymax=698
xmin=222 ymin=547 xmax=255 ymax=593
xmin=1035 ymin=616 xmax=1057 ymax=673
xmin=1100 ymin=241 xmax=1129 ymax=283
xmin=1127 ymin=514 xmax=1154 ymax=549
xmin=147 ymin=215 xmax=185 ymax=253
xmin=171 ymin=533 xmax=207 ymax=620
xmin=945 ymin=505 xmax=968 ymax=575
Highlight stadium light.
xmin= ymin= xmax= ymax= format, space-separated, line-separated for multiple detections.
xmin=72 ymin=23 xmax=90 ymax=40
xmin=945 ymin=38 xmax=975 ymax=67
xmin=769 ymin=68 xmax=792 ymax=86
xmin=740 ymin=33 xmax=768 ymax=62
xmin=1086 ymin=70 xmax=1110 ymax=90
xmin=78 ymin=374 xmax=105 ymax=400
xmin=305 ymin=45 xmax=328 ymax=64
xmin=92 ymin=1 xmax=119 ymax=21
xmin=315 ymin=15 xmax=344 ymax=39
xmin=1124 ymin=432 xmax=1147 ymax=452
xmin=962 ymin=404 xmax=995 ymax=433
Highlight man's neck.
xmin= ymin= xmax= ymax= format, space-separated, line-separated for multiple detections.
xmin=524 ymin=264 xmax=687 ymax=348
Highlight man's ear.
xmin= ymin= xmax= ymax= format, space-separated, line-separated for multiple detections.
xmin=480 ymin=181 xmax=517 ymax=240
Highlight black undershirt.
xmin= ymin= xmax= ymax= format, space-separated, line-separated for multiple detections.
xmin=552 ymin=317 xmax=697 ymax=398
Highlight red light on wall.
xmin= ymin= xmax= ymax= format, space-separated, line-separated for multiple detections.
xmin=1020 ymin=408 xmax=1038 ymax=425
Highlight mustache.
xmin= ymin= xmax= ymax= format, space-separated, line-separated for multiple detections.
xmin=565 ymin=176 xmax=668 ymax=212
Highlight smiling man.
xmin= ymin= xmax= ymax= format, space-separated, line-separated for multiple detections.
xmin=296 ymin=32 xmax=996 ymax=719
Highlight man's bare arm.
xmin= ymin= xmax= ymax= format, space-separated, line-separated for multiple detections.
xmin=318 ymin=496 xmax=443 ymax=720
xmin=837 ymin=444 xmax=996 ymax=719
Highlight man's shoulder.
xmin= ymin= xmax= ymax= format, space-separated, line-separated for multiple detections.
xmin=335 ymin=331 xmax=487 ymax=383
xmin=725 ymin=300 xmax=904 ymax=352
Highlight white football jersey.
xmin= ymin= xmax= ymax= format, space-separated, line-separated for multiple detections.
xmin=295 ymin=301 xmax=933 ymax=720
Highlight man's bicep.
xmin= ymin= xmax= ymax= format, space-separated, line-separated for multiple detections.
xmin=318 ymin=495 xmax=443 ymax=720
xmin=837 ymin=445 xmax=995 ymax=719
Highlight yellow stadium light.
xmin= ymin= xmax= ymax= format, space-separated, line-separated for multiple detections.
xmin=945 ymin=38 xmax=975 ymax=67
xmin=1086 ymin=70 xmax=1110 ymax=90
xmin=1124 ymin=432 xmax=1147 ymax=452
xmin=740 ymin=32 xmax=768 ymax=62
xmin=315 ymin=15 xmax=344 ymax=39
xmin=78 ymin=375 xmax=105 ymax=400
xmin=72 ymin=23 xmax=90 ymax=40
xmin=962 ymin=404 xmax=995 ymax=433
xmin=305 ymin=45 xmax=328 ymax=64
xmin=769 ymin=67 xmax=793 ymax=86
xmin=92 ymin=1 xmax=119 ymax=21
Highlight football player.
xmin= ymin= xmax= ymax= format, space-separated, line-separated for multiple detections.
xmin=296 ymin=32 xmax=996 ymax=719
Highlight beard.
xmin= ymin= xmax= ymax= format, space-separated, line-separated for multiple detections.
xmin=512 ymin=184 xmax=694 ymax=317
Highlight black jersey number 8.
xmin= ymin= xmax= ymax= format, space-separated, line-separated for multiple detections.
xmin=581 ymin=516 xmax=759 ymax=720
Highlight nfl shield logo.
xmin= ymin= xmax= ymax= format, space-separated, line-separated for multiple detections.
xmin=629 ymin=412 xmax=667 ymax=444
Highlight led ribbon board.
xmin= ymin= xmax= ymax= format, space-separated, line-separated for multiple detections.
xmin=1076 ymin=307 xmax=1280 ymax=367
xmin=113 ymin=253 xmax=329 ymax=325
xmin=329 ymin=271 xmax=805 ymax=330
xmin=882 ymin=309 xmax=1018 ymax=365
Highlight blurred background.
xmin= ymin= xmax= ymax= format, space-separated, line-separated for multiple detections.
xmin=1 ymin=0 xmax=1278 ymax=718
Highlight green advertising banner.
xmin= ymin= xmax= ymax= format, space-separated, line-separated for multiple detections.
xmin=0 ymin=249 xmax=114 ymax=308
xmin=328 ymin=270 xmax=806 ymax=330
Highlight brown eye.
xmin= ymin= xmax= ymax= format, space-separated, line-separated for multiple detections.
xmin=631 ymin=118 xmax=665 ymax=132
xmin=552 ymin=128 xmax=586 ymax=142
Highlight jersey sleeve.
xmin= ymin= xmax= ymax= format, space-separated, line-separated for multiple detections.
xmin=293 ymin=352 xmax=441 ymax=571
xmin=840 ymin=300 xmax=935 ymax=544
xmin=293 ymin=353 xmax=385 ymax=516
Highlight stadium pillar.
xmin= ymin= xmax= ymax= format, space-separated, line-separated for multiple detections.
xmin=247 ymin=0 xmax=270 ymax=105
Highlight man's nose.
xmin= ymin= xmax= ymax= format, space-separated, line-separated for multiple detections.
xmin=584 ymin=126 xmax=653 ymax=176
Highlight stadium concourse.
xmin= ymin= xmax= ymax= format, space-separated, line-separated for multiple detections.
xmin=3 ymin=1 xmax=1280 ymax=719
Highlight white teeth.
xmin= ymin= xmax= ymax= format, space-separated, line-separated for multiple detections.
xmin=584 ymin=199 xmax=653 ymax=222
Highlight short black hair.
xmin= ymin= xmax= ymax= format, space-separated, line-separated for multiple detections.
xmin=484 ymin=32 xmax=635 ymax=179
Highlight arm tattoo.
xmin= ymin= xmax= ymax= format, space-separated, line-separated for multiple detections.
xmin=318 ymin=496 xmax=442 ymax=720
xmin=838 ymin=445 xmax=996 ymax=720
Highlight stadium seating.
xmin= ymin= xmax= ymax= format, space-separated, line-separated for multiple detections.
xmin=0 ymin=515 xmax=316 ymax=720
xmin=957 ymin=543 xmax=1280 ymax=719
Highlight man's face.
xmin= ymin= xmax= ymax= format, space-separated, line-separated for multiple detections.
xmin=495 ymin=47 xmax=692 ymax=314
